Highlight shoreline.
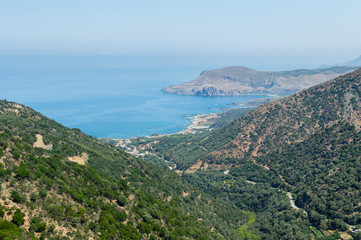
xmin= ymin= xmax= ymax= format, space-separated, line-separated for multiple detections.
xmin=149 ymin=112 xmax=220 ymax=138
xmin=148 ymin=95 xmax=279 ymax=138
xmin=105 ymin=96 xmax=278 ymax=142
xmin=106 ymin=111 xmax=217 ymax=139
xmin=104 ymin=111 xmax=218 ymax=141
xmin=102 ymin=112 xmax=220 ymax=157
xmin=103 ymin=96 xmax=278 ymax=155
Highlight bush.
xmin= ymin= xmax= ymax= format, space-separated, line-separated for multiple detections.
xmin=30 ymin=192 xmax=38 ymax=202
xmin=0 ymin=206 xmax=4 ymax=218
xmin=11 ymin=191 xmax=25 ymax=203
xmin=15 ymin=163 xmax=29 ymax=178
xmin=12 ymin=209 xmax=25 ymax=226
xmin=138 ymin=222 xmax=151 ymax=234
xmin=30 ymin=217 xmax=47 ymax=232
xmin=39 ymin=189 xmax=47 ymax=198
xmin=116 ymin=195 xmax=127 ymax=207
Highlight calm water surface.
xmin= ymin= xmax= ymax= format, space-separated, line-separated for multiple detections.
xmin=0 ymin=56 xmax=268 ymax=138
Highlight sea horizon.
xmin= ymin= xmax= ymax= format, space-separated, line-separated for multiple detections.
xmin=1 ymin=55 xmax=286 ymax=138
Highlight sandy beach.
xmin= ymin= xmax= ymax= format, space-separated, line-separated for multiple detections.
xmin=152 ymin=112 xmax=220 ymax=137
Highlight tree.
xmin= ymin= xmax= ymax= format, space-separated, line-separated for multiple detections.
xmin=12 ymin=209 xmax=25 ymax=226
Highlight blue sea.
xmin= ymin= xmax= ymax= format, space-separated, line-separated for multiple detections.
xmin=0 ymin=55 xmax=269 ymax=138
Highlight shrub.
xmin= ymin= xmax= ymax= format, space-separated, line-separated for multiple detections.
xmin=11 ymin=191 xmax=25 ymax=204
xmin=138 ymin=222 xmax=151 ymax=234
xmin=12 ymin=209 xmax=25 ymax=226
xmin=30 ymin=217 xmax=47 ymax=232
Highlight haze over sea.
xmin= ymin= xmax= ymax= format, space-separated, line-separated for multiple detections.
xmin=0 ymin=55 xmax=294 ymax=138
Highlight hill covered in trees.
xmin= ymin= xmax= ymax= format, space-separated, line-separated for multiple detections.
xmin=0 ymin=100 xmax=248 ymax=239
xmin=4 ymin=67 xmax=361 ymax=239
xmin=132 ymin=68 xmax=361 ymax=239
xmin=146 ymin=68 xmax=361 ymax=169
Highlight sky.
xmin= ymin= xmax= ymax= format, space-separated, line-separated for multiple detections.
xmin=1 ymin=0 xmax=361 ymax=64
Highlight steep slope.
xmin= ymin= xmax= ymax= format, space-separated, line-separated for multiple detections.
xmin=0 ymin=100 xmax=247 ymax=239
xmin=150 ymin=68 xmax=361 ymax=170
xmin=142 ymin=68 xmax=361 ymax=237
xmin=200 ymin=68 xmax=361 ymax=165
xmin=162 ymin=66 xmax=356 ymax=96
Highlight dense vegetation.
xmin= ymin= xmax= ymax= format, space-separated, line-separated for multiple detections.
xmin=131 ymin=68 xmax=361 ymax=239
xmin=0 ymin=100 xmax=247 ymax=239
xmin=3 ymin=68 xmax=361 ymax=239
xmin=256 ymin=123 xmax=361 ymax=230
xmin=140 ymin=69 xmax=361 ymax=171
xmin=130 ymin=132 xmax=212 ymax=170
xmin=184 ymin=169 xmax=313 ymax=239
xmin=128 ymin=107 xmax=254 ymax=170
xmin=210 ymin=108 xmax=255 ymax=129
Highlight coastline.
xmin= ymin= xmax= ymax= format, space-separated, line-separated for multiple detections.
xmin=150 ymin=96 xmax=278 ymax=138
xmin=102 ymin=112 xmax=219 ymax=157
xmin=104 ymin=96 xmax=278 ymax=144
xmin=101 ymin=96 xmax=278 ymax=157
xmin=151 ymin=112 xmax=220 ymax=137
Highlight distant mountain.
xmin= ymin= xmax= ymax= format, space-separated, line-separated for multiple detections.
xmin=319 ymin=55 xmax=361 ymax=68
xmin=342 ymin=55 xmax=361 ymax=66
xmin=162 ymin=66 xmax=357 ymax=96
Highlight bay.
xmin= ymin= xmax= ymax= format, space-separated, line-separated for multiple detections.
xmin=0 ymin=55 xmax=268 ymax=138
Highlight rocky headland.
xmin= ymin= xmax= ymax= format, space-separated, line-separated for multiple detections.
xmin=162 ymin=66 xmax=357 ymax=96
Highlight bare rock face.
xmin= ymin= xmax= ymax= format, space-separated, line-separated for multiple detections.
xmin=162 ymin=66 xmax=357 ymax=96
xmin=33 ymin=134 xmax=53 ymax=150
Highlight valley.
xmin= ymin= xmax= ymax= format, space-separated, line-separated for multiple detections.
xmin=116 ymin=68 xmax=361 ymax=239
xmin=3 ymin=1 xmax=361 ymax=239
xmin=2 ymin=63 xmax=361 ymax=239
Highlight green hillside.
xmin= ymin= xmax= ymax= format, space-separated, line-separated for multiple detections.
xmin=139 ymin=68 xmax=361 ymax=170
xmin=132 ymin=68 xmax=361 ymax=239
xmin=3 ymin=68 xmax=361 ymax=239
xmin=0 ymin=100 xmax=247 ymax=239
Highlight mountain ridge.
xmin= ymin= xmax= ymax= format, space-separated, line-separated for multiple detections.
xmin=162 ymin=66 xmax=357 ymax=96
xmin=134 ymin=67 xmax=361 ymax=238
xmin=154 ymin=68 xmax=361 ymax=170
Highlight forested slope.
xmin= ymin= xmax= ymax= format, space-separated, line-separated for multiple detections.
xmin=144 ymin=68 xmax=361 ymax=170
xmin=135 ymin=68 xmax=361 ymax=239
xmin=0 ymin=100 xmax=246 ymax=239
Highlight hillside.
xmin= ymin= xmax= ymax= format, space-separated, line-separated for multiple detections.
xmin=0 ymin=100 xmax=247 ymax=239
xmin=135 ymin=68 xmax=361 ymax=238
xmin=162 ymin=66 xmax=356 ymax=96
xmin=4 ymin=66 xmax=361 ymax=238
xmin=153 ymin=68 xmax=361 ymax=169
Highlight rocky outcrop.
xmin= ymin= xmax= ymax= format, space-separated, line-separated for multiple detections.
xmin=33 ymin=134 xmax=53 ymax=150
xmin=163 ymin=66 xmax=357 ymax=96
xmin=67 ymin=152 xmax=89 ymax=165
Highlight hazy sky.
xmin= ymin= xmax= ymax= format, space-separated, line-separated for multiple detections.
xmin=1 ymin=0 xmax=361 ymax=62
